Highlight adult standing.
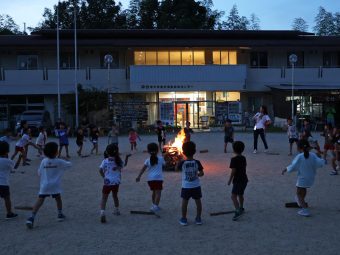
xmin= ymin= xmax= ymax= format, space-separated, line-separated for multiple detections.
xmin=155 ymin=120 xmax=166 ymax=151
xmin=253 ymin=105 xmax=271 ymax=154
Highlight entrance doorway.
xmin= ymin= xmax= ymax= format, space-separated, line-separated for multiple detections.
xmin=175 ymin=101 xmax=199 ymax=128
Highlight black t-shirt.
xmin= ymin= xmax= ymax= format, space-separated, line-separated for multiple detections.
xmin=156 ymin=126 xmax=165 ymax=139
xmin=76 ymin=133 xmax=84 ymax=143
xmin=229 ymin=155 xmax=248 ymax=184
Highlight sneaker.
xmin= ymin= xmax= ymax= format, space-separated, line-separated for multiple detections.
xmin=253 ymin=149 xmax=257 ymax=154
xmin=179 ymin=217 xmax=188 ymax=226
xmin=232 ymin=210 xmax=242 ymax=221
xmin=25 ymin=158 xmax=32 ymax=162
xmin=6 ymin=212 xmax=18 ymax=220
xmin=295 ymin=195 xmax=302 ymax=207
xmin=57 ymin=213 xmax=66 ymax=222
xmin=113 ymin=208 xmax=120 ymax=216
xmin=240 ymin=207 xmax=245 ymax=214
xmin=26 ymin=217 xmax=34 ymax=229
xmin=195 ymin=217 xmax=202 ymax=225
xmin=298 ymin=208 xmax=310 ymax=217
xmin=100 ymin=214 xmax=106 ymax=223
xmin=330 ymin=170 xmax=338 ymax=176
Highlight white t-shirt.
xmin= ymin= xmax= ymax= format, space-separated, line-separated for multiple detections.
xmin=0 ymin=158 xmax=14 ymax=186
xmin=144 ymin=156 xmax=165 ymax=181
xmin=178 ymin=160 xmax=203 ymax=189
xmin=38 ymin=158 xmax=72 ymax=195
xmin=100 ymin=157 xmax=124 ymax=185
xmin=16 ymin=134 xmax=30 ymax=148
xmin=254 ymin=113 xmax=271 ymax=130
xmin=287 ymin=152 xmax=325 ymax=188
xmin=36 ymin=132 xmax=47 ymax=146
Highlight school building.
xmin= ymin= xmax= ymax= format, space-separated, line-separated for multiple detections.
xmin=0 ymin=29 xmax=339 ymax=129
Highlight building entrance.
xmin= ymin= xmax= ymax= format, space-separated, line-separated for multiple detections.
xmin=175 ymin=101 xmax=199 ymax=128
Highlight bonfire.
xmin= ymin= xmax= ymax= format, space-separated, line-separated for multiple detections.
xmin=163 ymin=129 xmax=186 ymax=171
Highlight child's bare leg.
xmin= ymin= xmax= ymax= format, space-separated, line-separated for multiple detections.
xmin=58 ymin=145 xmax=63 ymax=157
xmin=11 ymin=151 xmax=18 ymax=160
xmin=95 ymin=144 xmax=98 ymax=154
xmin=32 ymin=197 xmax=45 ymax=214
xmin=4 ymin=196 xmax=13 ymax=214
xmin=65 ymin=145 xmax=70 ymax=157
xmin=100 ymin=193 xmax=109 ymax=210
xmin=154 ymin=190 xmax=161 ymax=206
xmin=130 ymin=143 xmax=133 ymax=151
xmin=296 ymin=187 xmax=307 ymax=208
xmin=194 ymin=199 xmax=202 ymax=218
xmin=238 ymin=195 xmax=244 ymax=209
xmin=181 ymin=199 xmax=189 ymax=219
xmin=224 ymin=143 xmax=227 ymax=153
xmin=22 ymin=151 xmax=28 ymax=165
xmin=14 ymin=154 xmax=22 ymax=169
xmin=112 ymin=192 xmax=119 ymax=208
xmin=152 ymin=191 xmax=156 ymax=204
xmin=231 ymin=194 xmax=240 ymax=210
xmin=289 ymin=143 xmax=293 ymax=155
xmin=54 ymin=195 xmax=63 ymax=211
xmin=324 ymin=149 xmax=328 ymax=161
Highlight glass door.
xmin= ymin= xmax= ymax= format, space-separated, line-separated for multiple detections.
xmin=175 ymin=102 xmax=199 ymax=128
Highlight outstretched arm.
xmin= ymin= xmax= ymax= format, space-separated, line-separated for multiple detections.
xmin=124 ymin=154 xmax=132 ymax=167
xmin=136 ymin=165 xmax=147 ymax=182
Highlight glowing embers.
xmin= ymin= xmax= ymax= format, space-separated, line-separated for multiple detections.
xmin=163 ymin=129 xmax=186 ymax=171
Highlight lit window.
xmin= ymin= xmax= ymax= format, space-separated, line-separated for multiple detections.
xmin=170 ymin=51 xmax=181 ymax=65
xmin=158 ymin=51 xmax=169 ymax=65
xmin=221 ymin=51 xmax=228 ymax=65
xmin=229 ymin=51 xmax=237 ymax=65
xmin=145 ymin=51 xmax=157 ymax=65
xmin=182 ymin=51 xmax=193 ymax=65
xmin=213 ymin=51 xmax=221 ymax=65
xmin=134 ymin=51 xmax=145 ymax=65
xmin=194 ymin=51 xmax=205 ymax=65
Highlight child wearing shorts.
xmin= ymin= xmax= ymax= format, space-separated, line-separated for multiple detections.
xmin=36 ymin=126 xmax=47 ymax=157
xmin=128 ymin=128 xmax=140 ymax=151
xmin=224 ymin=119 xmax=234 ymax=153
xmin=176 ymin=141 xmax=204 ymax=226
xmin=331 ymin=126 xmax=340 ymax=175
xmin=282 ymin=139 xmax=324 ymax=217
xmin=76 ymin=127 xmax=85 ymax=156
xmin=0 ymin=141 xmax=18 ymax=219
xmin=90 ymin=126 xmax=100 ymax=155
xmin=99 ymin=144 xmax=130 ymax=223
xmin=228 ymin=141 xmax=248 ymax=221
xmin=26 ymin=142 xmax=72 ymax=229
xmin=321 ymin=124 xmax=334 ymax=164
xmin=136 ymin=143 xmax=165 ymax=213
xmin=287 ymin=117 xmax=299 ymax=156
xmin=57 ymin=123 xmax=70 ymax=158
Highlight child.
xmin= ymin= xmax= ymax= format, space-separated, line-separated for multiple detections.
xmin=26 ymin=142 xmax=72 ymax=229
xmin=282 ymin=140 xmax=324 ymax=217
xmin=321 ymin=124 xmax=334 ymax=164
xmin=36 ymin=126 xmax=47 ymax=157
xmin=108 ymin=124 xmax=119 ymax=146
xmin=176 ymin=141 xmax=204 ymax=226
xmin=99 ymin=144 xmax=130 ymax=223
xmin=0 ymin=141 xmax=18 ymax=219
xmin=57 ymin=123 xmax=70 ymax=158
xmin=155 ymin=120 xmax=166 ymax=151
xmin=287 ymin=117 xmax=299 ymax=156
xmin=0 ymin=128 xmax=17 ymax=145
xmin=228 ymin=141 xmax=248 ymax=221
xmin=136 ymin=143 xmax=166 ymax=213
xmin=330 ymin=126 xmax=340 ymax=175
xmin=90 ymin=126 xmax=99 ymax=155
xmin=11 ymin=128 xmax=40 ymax=171
xmin=128 ymin=128 xmax=140 ymax=151
xmin=76 ymin=127 xmax=85 ymax=156
xmin=183 ymin=121 xmax=192 ymax=143
xmin=300 ymin=119 xmax=322 ymax=155
xmin=224 ymin=119 xmax=234 ymax=153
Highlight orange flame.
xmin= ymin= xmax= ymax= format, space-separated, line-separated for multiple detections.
xmin=169 ymin=129 xmax=186 ymax=154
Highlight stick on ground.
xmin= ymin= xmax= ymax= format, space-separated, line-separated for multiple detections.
xmin=210 ymin=210 xmax=235 ymax=216
xmin=14 ymin=206 xmax=33 ymax=211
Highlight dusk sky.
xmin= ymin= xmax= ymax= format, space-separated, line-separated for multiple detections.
xmin=1 ymin=0 xmax=339 ymax=32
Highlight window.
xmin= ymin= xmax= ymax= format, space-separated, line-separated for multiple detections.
xmin=17 ymin=55 xmax=38 ymax=70
xmin=212 ymin=51 xmax=238 ymax=65
xmin=170 ymin=51 xmax=181 ymax=65
xmin=145 ymin=52 xmax=157 ymax=65
xmin=287 ymin=52 xmax=304 ymax=68
xmin=134 ymin=51 xmax=145 ymax=65
xmin=158 ymin=51 xmax=169 ymax=65
xmin=182 ymin=51 xmax=193 ymax=65
xmin=194 ymin=51 xmax=205 ymax=65
xmin=100 ymin=52 xmax=119 ymax=68
xmin=250 ymin=52 xmax=268 ymax=68
xmin=323 ymin=52 xmax=338 ymax=68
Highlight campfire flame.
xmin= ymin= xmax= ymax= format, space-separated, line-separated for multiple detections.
xmin=169 ymin=129 xmax=186 ymax=154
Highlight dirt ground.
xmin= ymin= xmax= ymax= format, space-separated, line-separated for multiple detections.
xmin=1 ymin=131 xmax=339 ymax=255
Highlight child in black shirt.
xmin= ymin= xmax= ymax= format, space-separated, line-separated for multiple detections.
xmin=228 ymin=141 xmax=248 ymax=221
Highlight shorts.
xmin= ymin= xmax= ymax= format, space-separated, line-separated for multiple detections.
xmin=76 ymin=141 xmax=83 ymax=147
xmin=158 ymin=137 xmax=166 ymax=143
xmin=39 ymin=193 xmax=61 ymax=198
xmin=102 ymin=185 xmax=119 ymax=195
xmin=0 ymin=185 xmax=10 ymax=198
xmin=324 ymin=144 xmax=335 ymax=151
xmin=148 ymin=181 xmax=163 ymax=191
xmin=15 ymin=146 xmax=24 ymax=153
xmin=232 ymin=182 xmax=247 ymax=195
xmin=92 ymin=139 xmax=98 ymax=144
xmin=289 ymin=138 xmax=298 ymax=144
xmin=181 ymin=187 xmax=202 ymax=200
xmin=130 ymin=141 xmax=137 ymax=146
xmin=60 ymin=143 xmax=68 ymax=146
xmin=224 ymin=136 xmax=234 ymax=144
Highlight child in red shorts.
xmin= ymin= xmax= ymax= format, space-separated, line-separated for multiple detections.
xmin=136 ymin=143 xmax=165 ymax=213
xmin=99 ymin=144 xmax=130 ymax=223
xmin=321 ymin=124 xmax=335 ymax=164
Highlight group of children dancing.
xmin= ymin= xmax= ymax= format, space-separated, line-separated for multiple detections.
xmin=0 ymin=116 xmax=338 ymax=229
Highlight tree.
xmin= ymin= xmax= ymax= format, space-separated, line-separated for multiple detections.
xmin=248 ymin=13 xmax=260 ymax=30
xmin=126 ymin=0 xmax=141 ymax=28
xmin=334 ymin=12 xmax=340 ymax=35
xmin=0 ymin=14 xmax=20 ymax=35
xmin=222 ymin=5 xmax=248 ymax=30
xmin=292 ymin=17 xmax=308 ymax=32
xmin=313 ymin=6 xmax=335 ymax=35
xmin=200 ymin=0 xmax=224 ymax=29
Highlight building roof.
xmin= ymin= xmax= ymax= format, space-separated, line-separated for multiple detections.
xmin=267 ymin=84 xmax=340 ymax=91
xmin=1 ymin=29 xmax=340 ymax=48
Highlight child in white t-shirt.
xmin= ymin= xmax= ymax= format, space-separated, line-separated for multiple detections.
xmin=36 ymin=126 xmax=47 ymax=157
xmin=0 ymin=141 xmax=18 ymax=219
xmin=287 ymin=117 xmax=299 ymax=156
xmin=26 ymin=142 xmax=72 ymax=229
xmin=99 ymin=144 xmax=130 ymax=223
xmin=136 ymin=143 xmax=165 ymax=213
xmin=176 ymin=141 xmax=204 ymax=226
xmin=282 ymin=139 xmax=324 ymax=217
